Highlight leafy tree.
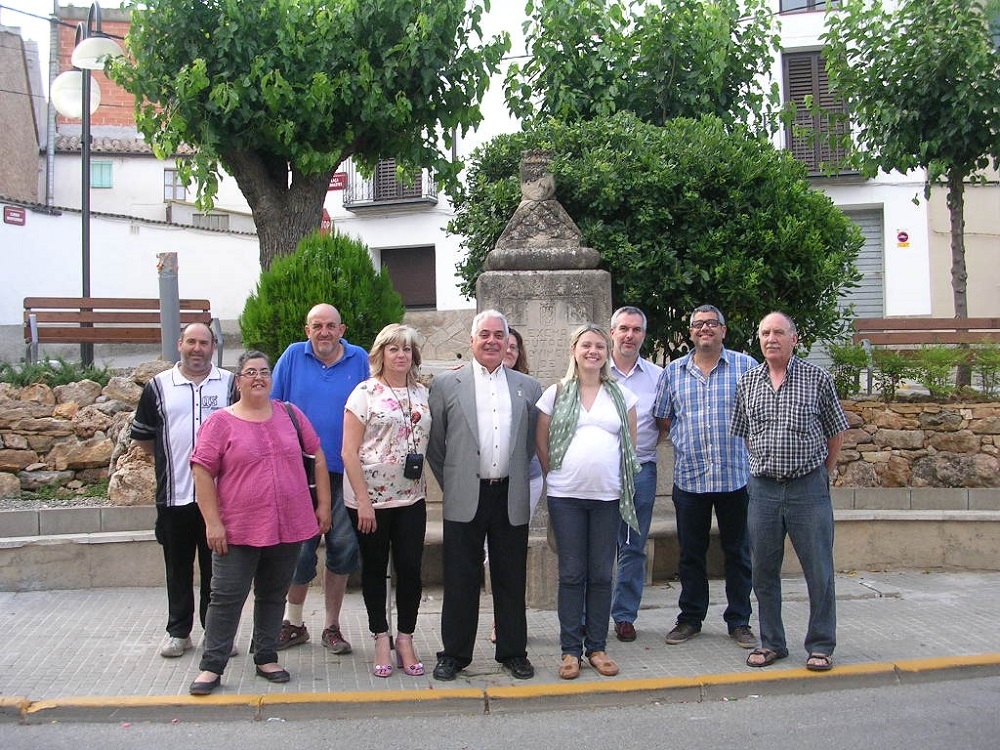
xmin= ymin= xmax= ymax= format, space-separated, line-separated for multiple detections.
xmin=451 ymin=113 xmax=864 ymax=358
xmin=504 ymin=0 xmax=781 ymax=134
xmin=823 ymin=0 xmax=1000 ymax=329
xmin=240 ymin=230 xmax=404 ymax=361
xmin=111 ymin=0 xmax=508 ymax=269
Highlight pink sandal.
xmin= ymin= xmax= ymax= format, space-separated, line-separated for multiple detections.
xmin=372 ymin=632 xmax=393 ymax=678
xmin=395 ymin=633 xmax=424 ymax=676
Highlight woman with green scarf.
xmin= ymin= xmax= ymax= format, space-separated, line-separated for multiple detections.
xmin=536 ymin=324 xmax=640 ymax=680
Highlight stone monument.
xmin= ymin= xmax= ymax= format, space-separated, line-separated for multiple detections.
xmin=476 ymin=150 xmax=612 ymax=609
xmin=476 ymin=149 xmax=612 ymax=386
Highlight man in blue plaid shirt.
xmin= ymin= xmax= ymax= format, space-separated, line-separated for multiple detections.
xmin=654 ymin=305 xmax=758 ymax=650
xmin=730 ymin=311 xmax=848 ymax=673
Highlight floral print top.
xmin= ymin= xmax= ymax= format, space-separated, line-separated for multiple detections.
xmin=343 ymin=378 xmax=431 ymax=509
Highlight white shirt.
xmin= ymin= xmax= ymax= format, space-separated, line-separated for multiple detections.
xmin=473 ymin=362 xmax=512 ymax=479
xmin=611 ymin=356 xmax=663 ymax=463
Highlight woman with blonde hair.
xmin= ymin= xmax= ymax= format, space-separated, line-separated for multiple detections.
xmin=536 ymin=324 xmax=640 ymax=680
xmin=343 ymin=324 xmax=431 ymax=678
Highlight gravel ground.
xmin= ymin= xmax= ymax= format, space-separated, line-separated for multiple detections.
xmin=0 ymin=494 xmax=116 ymax=511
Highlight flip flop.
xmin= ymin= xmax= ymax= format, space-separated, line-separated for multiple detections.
xmin=806 ymin=653 xmax=833 ymax=671
xmin=746 ymin=648 xmax=786 ymax=668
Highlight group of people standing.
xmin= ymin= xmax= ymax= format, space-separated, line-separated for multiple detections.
xmin=132 ymin=299 xmax=847 ymax=694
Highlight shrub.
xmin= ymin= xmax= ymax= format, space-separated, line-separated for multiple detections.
xmin=0 ymin=357 xmax=113 ymax=388
xmin=827 ymin=340 xmax=869 ymax=398
xmin=912 ymin=345 xmax=966 ymax=399
xmin=240 ymin=230 xmax=405 ymax=360
xmin=972 ymin=344 xmax=1000 ymax=398
xmin=872 ymin=349 xmax=914 ymax=402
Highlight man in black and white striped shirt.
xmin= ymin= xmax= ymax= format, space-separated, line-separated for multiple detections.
xmin=730 ymin=311 xmax=847 ymax=673
xmin=131 ymin=323 xmax=233 ymax=658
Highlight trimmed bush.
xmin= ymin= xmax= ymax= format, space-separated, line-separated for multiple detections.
xmin=240 ymin=230 xmax=405 ymax=360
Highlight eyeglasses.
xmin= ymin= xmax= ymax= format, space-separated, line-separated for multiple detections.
xmin=239 ymin=368 xmax=271 ymax=378
xmin=690 ymin=320 xmax=722 ymax=330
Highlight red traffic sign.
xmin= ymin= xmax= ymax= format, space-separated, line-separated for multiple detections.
xmin=3 ymin=205 xmax=26 ymax=226
xmin=328 ymin=172 xmax=347 ymax=191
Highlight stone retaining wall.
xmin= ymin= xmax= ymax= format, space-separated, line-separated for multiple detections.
xmin=837 ymin=401 xmax=1000 ymax=488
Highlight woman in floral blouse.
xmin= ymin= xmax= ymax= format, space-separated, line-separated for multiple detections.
xmin=342 ymin=324 xmax=431 ymax=678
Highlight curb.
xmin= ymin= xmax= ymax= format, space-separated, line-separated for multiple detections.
xmin=12 ymin=653 xmax=1000 ymax=724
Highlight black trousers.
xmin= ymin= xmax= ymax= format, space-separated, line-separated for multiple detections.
xmin=439 ymin=480 xmax=529 ymax=667
xmin=155 ymin=503 xmax=212 ymax=638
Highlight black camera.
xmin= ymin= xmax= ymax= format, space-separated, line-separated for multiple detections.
xmin=403 ymin=453 xmax=424 ymax=480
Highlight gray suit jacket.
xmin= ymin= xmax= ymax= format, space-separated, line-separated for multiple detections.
xmin=427 ymin=363 xmax=542 ymax=525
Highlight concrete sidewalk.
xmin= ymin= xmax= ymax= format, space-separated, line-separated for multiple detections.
xmin=2 ymin=570 xmax=999 ymax=723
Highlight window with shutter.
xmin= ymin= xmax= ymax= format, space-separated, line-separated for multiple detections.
xmin=780 ymin=0 xmax=840 ymax=12
xmin=782 ymin=50 xmax=851 ymax=174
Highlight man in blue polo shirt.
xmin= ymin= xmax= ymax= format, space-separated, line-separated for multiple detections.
xmin=271 ymin=303 xmax=369 ymax=654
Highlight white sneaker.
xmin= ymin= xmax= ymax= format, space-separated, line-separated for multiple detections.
xmin=160 ymin=635 xmax=193 ymax=658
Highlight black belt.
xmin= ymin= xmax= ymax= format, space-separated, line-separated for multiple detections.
xmin=756 ymin=466 xmax=819 ymax=483
xmin=480 ymin=477 xmax=509 ymax=486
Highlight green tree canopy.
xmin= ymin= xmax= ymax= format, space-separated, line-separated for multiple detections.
xmin=450 ymin=113 xmax=864 ymax=358
xmin=111 ymin=0 xmax=508 ymax=268
xmin=823 ymin=0 xmax=1000 ymax=323
xmin=504 ymin=0 xmax=781 ymax=133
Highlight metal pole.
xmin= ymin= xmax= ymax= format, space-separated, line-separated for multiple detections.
xmin=80 ymin=66 xmax=93 ymax=366
xmin=158 ymin=253 xmax=181 ymax=362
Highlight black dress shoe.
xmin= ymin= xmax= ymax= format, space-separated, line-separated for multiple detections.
xmin=432 ymin=656 xmax=461 ymax=681
xmin=501 ymin=656 xmax=535 ymax=680
xmin=255 ymin=665 xmax=291 ymax=683
xmin=189 ymin=675 xmax=221 ymax=696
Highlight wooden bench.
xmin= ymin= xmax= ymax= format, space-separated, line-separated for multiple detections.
xmin=24 ymin=297 xmax=223 ymax=365
xmin=852 ymin=317 xmax=1000 ymax=348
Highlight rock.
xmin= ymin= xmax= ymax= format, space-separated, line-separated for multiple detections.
xmin=72 ymin=405 xmax=115 ymax=439
xmin=0 ymin=383 xmax=20 ymax=401
xmin=874 ymin=429 xmax=925 ymax=450
xmin=0 ymin=448 xmax=40 ymax=472
xmin=52 ymin=402 xmax=79 ymax=420
xmin=134 ymin=360 xmax=172 ymax=385
xmin=928 ymin=430 xmax=981 ymax=454
xmin=971 ymin=417 xmax=1000 ymax=435
xmin=2 ymin=433 xmax=29 ymax=450
xmin=873 ymin=411 xmax=913 ymax=430
xmin=918 ymin=409 xmax=965 ymax=431
xmin=875 ymin=455 xmax=911 ymax=487
xmin=14 ymin=417 xmax=75 ymax=437
xmin=102 ymin=377 xmax=143 ymax=406
xmin=53 ymin=380 xmax=103 ymax=406
xmin=0 ymin=472 xmax=21 ymax=498
xmin=19 ymin=383 xmax=55 ymax=405
xmin=47 ymin=437 xmax=113 ymax=471
xmin=19 ymin=469 xmax=75 ymax=490
xmin=911 ymin=453 xmax=1000 ymax=488
xmin=841 ymin=428 xmax=871 ymax=449
xmin=0 ymin=403 xmax=54 ymax=428
xmin=840 ymin=461 xmax=878 ymax=487
xmin=108 ymin=445 xmax=155 ymax=506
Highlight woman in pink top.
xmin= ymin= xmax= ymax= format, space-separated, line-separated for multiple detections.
xmin=188 ymin=350 xmax=332 ymax=696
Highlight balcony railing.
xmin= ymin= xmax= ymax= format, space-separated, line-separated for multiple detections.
xmin=342 ymin=159 xmax=438 ymax=210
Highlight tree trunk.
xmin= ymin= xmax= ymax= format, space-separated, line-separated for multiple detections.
xmin=947 ymin=170 xmax=971 ymax=387
xmin=222 ymin=149 xmax=336 ymax=269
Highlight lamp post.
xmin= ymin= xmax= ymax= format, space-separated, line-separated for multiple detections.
xmin=50 ymin=2 xmax=123 ymax=365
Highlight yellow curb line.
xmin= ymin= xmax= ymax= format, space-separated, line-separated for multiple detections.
xmin=19 ymin=654 xmax=1000 ymax=720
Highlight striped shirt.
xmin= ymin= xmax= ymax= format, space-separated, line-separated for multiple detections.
xmin=654 ymin=348 xmax=757 ymax=493
xmin=730 ymin=356 xmax=849 ymax=480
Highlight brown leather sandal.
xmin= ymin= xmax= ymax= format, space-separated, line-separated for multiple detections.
xmin=558 ymin=654 xmax=581 ymax=680
xmin=587 ymin=651 xmax=619 ymax=677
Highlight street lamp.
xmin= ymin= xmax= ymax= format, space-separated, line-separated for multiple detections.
xmin=50 ymin=2 xmax=123 ymax=365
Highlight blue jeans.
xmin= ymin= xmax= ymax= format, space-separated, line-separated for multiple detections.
xmin=199 ymin=542 xmax=301 ymax=674
xmin=611 ymin=461 xmax=657 ymax=625
xmin=747 ymin=466 xmax=836 ymax=657
xmin=291 ymin=472 xmax=360 ymax=584
xmin=672 ymin=485 xmax=752 ymax=630
xmin=549 ymin=496 xmax=620 ymax=658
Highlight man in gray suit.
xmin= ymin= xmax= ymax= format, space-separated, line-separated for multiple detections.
xmin=428 ymin=310 xmax=543 ymax=681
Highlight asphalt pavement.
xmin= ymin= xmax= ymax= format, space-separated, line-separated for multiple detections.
xmin=1 ymin=570 xmax=999 ymax=724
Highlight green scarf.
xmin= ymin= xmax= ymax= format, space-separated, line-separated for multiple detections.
xmin=547 ymin=378 xmax=640 ymax=532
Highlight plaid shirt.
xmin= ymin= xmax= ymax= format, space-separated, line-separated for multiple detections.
xmin=730 ymin=356 xmax=849 ymax=480
xmin=654 ymin=348 xmax=757 ymax=493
